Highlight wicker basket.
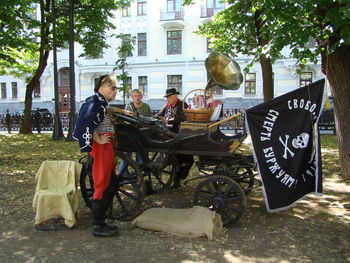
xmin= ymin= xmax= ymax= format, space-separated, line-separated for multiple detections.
xmin=183 ymin=89 xmax=214 ymax=123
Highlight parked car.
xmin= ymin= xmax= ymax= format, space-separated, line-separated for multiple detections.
xmin=16 ymin=108 xmax=52 ymax=118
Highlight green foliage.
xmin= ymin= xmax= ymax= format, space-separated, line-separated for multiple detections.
xmin=0 ymin=0 xmax=132 ymax=76
xmin=0 ymin=0 xmax=38 ymax=75
xmin=193 ymin=0 xmax=350 ymax=69
xmin=114 ymin=33 xmax=136 ymax=98
xmin=266 ymin=0 xmax=350 ymax=63
xmin=196 ymin=0 xmax=283 ymax=69
xmin=0 ymin=45 xmax=39 ymax=82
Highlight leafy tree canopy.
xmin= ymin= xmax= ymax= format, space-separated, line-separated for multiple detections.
xmin=0 ymin=0 xmax=132 ymax=77
xmin=185 ymin=0 xmax=350 ymax=67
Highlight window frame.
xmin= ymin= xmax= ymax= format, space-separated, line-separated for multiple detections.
xmin=206 ymin=38 xmax=212 ymax=53
xmin=167 ymin=0 xmax=182 ymax=12
xmin=11 ymin=82 xmax=18 ymax=99
xmin=138 ymin=76 xmax=148 ymax=94
xmin=211 ymin=85 xmax=223 ymax=95
xmin=137 ymin=0 xmax=147 ymax=16
xmin=137 ymin=33 xmax=147 ymax=56
xmin=125 ymin=76 xmax=132 ymax=92
xmin=167 ymin=30 xmax=182 ymax=55
xmin=207 ymin=0 xmax=222 ymax=9
xmin=1 ymin=82 xmax=7 ymax=99
xmin=244 ymin=73 xmax=256 ymax=95
xmin=300 ymin=72 xmax=313 ymax=87
xmin=122 ymin=6 xmax=131 ymax=17
xmin=167 ymin=75 xmax=182 ymax=94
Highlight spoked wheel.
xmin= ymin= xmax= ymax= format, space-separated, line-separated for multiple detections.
xmin=144 ymin=152 xmax=176 ymax=194
xmin=229 ymin=166 xmax=255 ymax=195
xmin=193 ymin=176 xmax=246 ymax=227
xmin=80 ymin=155 xmax=94 ymax=209
xmin=109 ymin=151 xmax=144 ymax=221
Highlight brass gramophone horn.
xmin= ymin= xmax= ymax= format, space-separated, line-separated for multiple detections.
xmin=205 ymin=52 xmax=243 ymax=90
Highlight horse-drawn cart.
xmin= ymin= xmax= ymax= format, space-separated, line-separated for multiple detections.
xmin=79 ymin=52 xmax=261 ymax=227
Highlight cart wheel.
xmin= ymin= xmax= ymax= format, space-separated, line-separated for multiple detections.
xmin=230 ymin=167 xmax=254 ymax=195
xmin=105 ymin=151 xmax=144 ymax=221
xmin=144 ymin=152 xmax=176 ymax=194
xmin=80 ymin=155 xmax=94 ymax=209
xmin=193 ymin=176 xmax=246 ymax=227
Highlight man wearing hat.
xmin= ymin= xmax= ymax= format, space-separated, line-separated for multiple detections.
xmin=154 ymin=88 xmax=194 ymax=188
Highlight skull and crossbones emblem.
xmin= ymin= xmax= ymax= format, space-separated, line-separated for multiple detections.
xmin=279 ymin=133 xmax=310 ymax=159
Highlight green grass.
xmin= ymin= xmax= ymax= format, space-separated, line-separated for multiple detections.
xmin=320 ymin=134 xmax=341 ymax=177
xmin=0 ymin=134 xmax=82 ymax=178
xmin=0 ymin=133 xmax=341 ymax=179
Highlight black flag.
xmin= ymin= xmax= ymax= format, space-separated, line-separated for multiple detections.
xmin=246 ymin=79 xmax=325 ymax=212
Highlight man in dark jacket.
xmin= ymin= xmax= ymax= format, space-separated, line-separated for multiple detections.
xmin=73 ymin=74 xmax=131 ymax=237
xmin=154 ymin=88 xmax=194 ymax=188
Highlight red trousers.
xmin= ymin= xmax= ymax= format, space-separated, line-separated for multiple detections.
xmin=89 ymin=133 xmax=116 ymax=200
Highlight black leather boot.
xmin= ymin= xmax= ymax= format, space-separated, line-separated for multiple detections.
xmin=92 ymin=224 xmax=118 ymax=237
xmin=92 ymin=199 xmax=119 ymax=237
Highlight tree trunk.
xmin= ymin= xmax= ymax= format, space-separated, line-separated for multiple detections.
xmin=321 ymin=44 xmax=350 ymax=179
xmin=254 ymin=9 xmax=274 ymax=102
xmin=19 ymin=79 xmax=38 ymax=134
xmin=260 ymin=54 xmax=274 ymax=101
xmin=19 ymin=0 xmax=50 ymax=134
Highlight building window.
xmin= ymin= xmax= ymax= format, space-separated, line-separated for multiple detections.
xmin=137 ymin=0 xmax=147 ymax=16
xmin=122 ymin=6 xmax=131 ymax=17
xmin=59 ymin=68 xmax=69 ymax=86
xmin=1 ymin=83 xmax=6 ymax=99
xmin=137 ymin=33 xmax=147 ymax=56
xmin=11 ymin=82 xmax=18 ymax=99
xmin=58 ymin=68 xmax=70 ymax=112
xmin=300 ymin=72 xmax=312 ymax=87
xmin=167 ymin=0 xmax=182 ymax=12
xmin=207 ymin=0 xmax=222 ymax=9
xmin=304 ymin=38 xmax=317 ymax=48
xmin=207 ymin=39 xmax=212 ymax=52
xmin=245 ymin=73 xmax=256 ymax=94
xmin=211 ymin=85 xmax=223 ymax=95
xmin=167 ymin=75 xmax=182 ymax=94
xmin=121 ymin=34 xmax=133 ymax=57
xmin=62 ymin=41 xmax=69 ymax=49
xmin=34 ymin=85 xmax=41 ymax=98
xmin=138 ymin=76 xmax=148 ymax=94
xmin=167 ymin=30 xmax=182 ymax=55
xmin=202 ymin=0 xmax=222 ymax=17
xmin=125 ymin=77 xmax=132 ymax=93
xmin=86 ymin=51 xmax=103 ymax=59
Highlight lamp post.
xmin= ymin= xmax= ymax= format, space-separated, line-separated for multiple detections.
xmin=66 ymin=0 xmax=77 ymax=141
xmin=52 ymin=0 xmax=64 ymax=140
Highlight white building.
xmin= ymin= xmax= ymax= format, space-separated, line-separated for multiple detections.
xmin=0 ymin=0 xmax=325 ymax=114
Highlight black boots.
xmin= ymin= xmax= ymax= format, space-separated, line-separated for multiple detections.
xmin=92 ymin=223 xmax=119 ymax=237
xmin=92 ymin=199 xmax=119 ymax=237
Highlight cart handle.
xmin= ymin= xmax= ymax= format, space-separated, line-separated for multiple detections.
xmin=208 ymin=112 xmax=241 ymax=129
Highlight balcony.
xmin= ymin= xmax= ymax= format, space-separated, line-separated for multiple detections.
xmin=160 ymin=9 xmax=185 ymax=29
xmin=160 ymin=9 xmax=184 ymax=21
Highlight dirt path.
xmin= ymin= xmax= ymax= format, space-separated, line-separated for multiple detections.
xmin=1 ymin=169 xmax=349 ymax=263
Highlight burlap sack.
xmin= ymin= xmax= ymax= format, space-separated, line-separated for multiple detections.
xmin=131 ymin=206 xmax=223 ymax=240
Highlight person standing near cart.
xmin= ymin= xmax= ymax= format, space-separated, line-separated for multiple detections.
xmin=73 ymin=74 xmax=132 ymax=237
xmin=154 ymin=88 xmax=194 ymax=188
xmin=118 ymin=89 xmax=152 ymax=173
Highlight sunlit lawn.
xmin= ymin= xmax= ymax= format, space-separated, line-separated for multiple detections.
xmin=0 ymin=134 xmax=82 ymax=178
xmin=0 ymin=133 xmax=340 ymax=179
